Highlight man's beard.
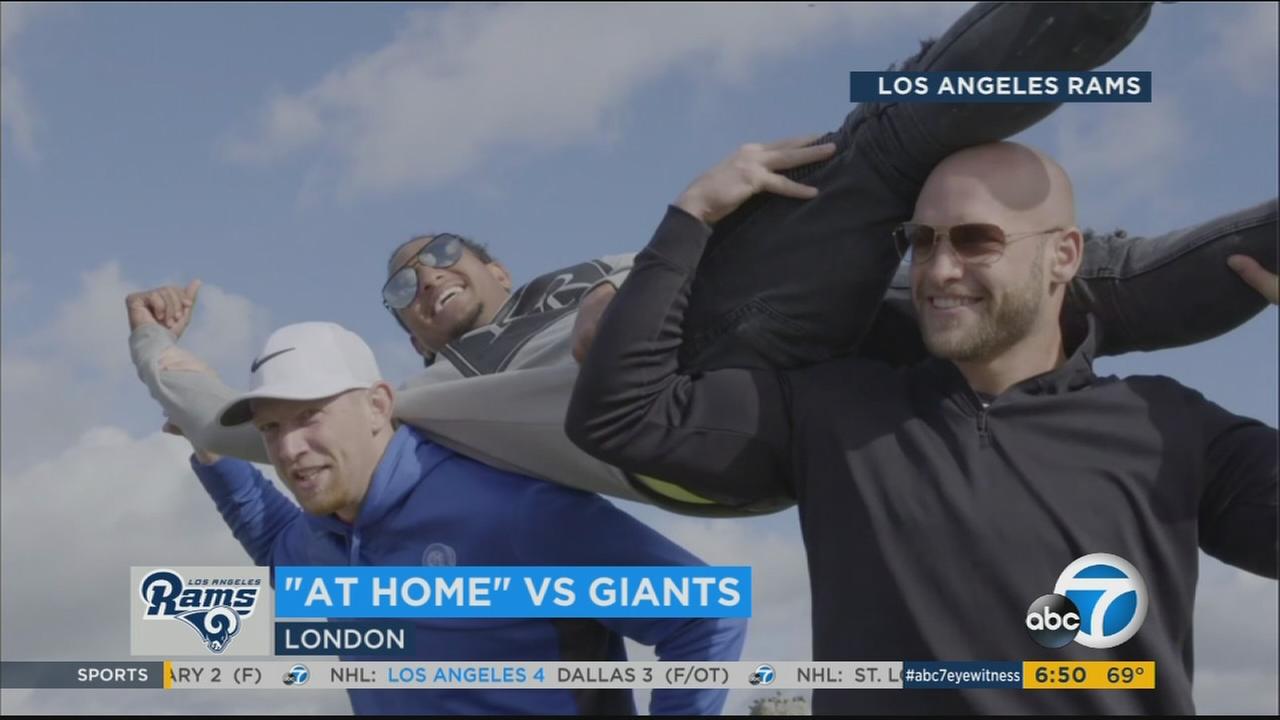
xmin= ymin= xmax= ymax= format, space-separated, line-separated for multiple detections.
xmin=921 ymin=256 xmax=1046 ymax=363
xmin=445 ymin=302 xmax=487 ymax=345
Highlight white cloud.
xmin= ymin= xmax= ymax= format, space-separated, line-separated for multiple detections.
xmin=224 ymin=2 xmax=951 ymax=197
xmin=1 ymin=261 xmax=270 ymax=474
xmin=0 ymin=64 xmax=37 ymax=161
xmin=0 ymin=2 xmax=46 ymax=49
xmin=0 ymin=426 xmax=351 ymax=715
xmin=180 ymin=282 xmax=274 ymax=383
xmin=0 ymin=350 xmax=115 ymax=474
xmin=1 ymin=251 xmax=31 ymax=304
xmin=1204 ymin=3 xmax=1279 ymax=97
xmin=0 ymin=428 xmax=249 ymax=659
xmin=1193 ymin=556 xmax=1279 ymax=714
xmin=28 ymin=264 xmax=270 ymax=379
xmin=1195 ymin=669 xmax=1279 ymax=716
xmin=1053 ymin=98 xmax=1192 ymax=227
xmin=0 ymin=1 xmax=61 ymax=162
xmin=40 ymin=261 xmax=139 ymax=376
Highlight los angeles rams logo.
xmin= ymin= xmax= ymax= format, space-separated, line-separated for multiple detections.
xmin=174 ymin=607 xmax=242 ymax=653
xmin=139 ymin=569 xmax=261 ymax=654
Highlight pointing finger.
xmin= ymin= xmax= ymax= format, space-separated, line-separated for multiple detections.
xmin=760 ymin=172 xmax=821 ymax=200
xmin=764 ymin=142 xmax=836 ymax=172
xmin=1228 ymin=255 xmax=1279 ymax=304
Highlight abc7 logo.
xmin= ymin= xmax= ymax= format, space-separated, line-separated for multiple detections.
xmin=1026 ymin=553 xmax=1148 ymax=650
xmin=283 ymin=664 xmax=309 ymax=686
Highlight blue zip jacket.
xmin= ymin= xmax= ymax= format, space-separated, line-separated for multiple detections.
xmin=191 ymin=425 xmax=746 ymax=715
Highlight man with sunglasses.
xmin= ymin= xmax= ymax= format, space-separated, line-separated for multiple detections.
xmin=129 ymin=1 xmax=1274 ymax=520
xmin=565 ymin=140 xmax=1278 ymax=715
xmin=381 ymin=233 xmax=505 ymax=361
xmin=670 ymin=2 xmax=1276 ymax=374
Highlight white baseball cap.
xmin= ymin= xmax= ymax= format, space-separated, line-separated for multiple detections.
xmin=217 ymin=322 xmax=383 ymax=427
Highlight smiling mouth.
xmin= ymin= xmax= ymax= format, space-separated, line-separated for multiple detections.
xmin=291 ymin=466 xmax=329 ymax=488
xmin=928 ymin=296 xmax=982 ymax=310
xmin=432 ymin=286 xmax=464 ymax=316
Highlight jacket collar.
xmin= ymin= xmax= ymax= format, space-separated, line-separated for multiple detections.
xmin=923 ymin=313 xmax=1100 ymax=408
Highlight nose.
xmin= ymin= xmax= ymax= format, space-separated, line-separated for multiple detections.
xmin=417 ymin=264 xmax=451 ymax=295
xmin=273 ymin=426 xmax=309 ymax=467
xmin=918 ymin=237 xmax=967 ymax=287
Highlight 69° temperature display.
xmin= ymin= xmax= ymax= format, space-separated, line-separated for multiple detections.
xmin=1023 ymin=661 xmax=1154 ymax=690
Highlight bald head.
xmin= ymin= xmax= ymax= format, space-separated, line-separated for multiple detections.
xmin=914 ymin=141 xmax=1075 ymax=231
xmin=908 ymin=142 xmax=1085 ymax=381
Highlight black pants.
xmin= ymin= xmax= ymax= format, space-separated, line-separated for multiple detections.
xmin=681 ymin=2 xmax=1278 ymax=372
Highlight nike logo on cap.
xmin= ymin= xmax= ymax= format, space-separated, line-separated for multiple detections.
xmin=250 ymin=347 xmax=295 ymax=373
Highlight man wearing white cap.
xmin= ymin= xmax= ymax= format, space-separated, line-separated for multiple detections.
xmin=161 ymin=318 xmax=746 ymax=716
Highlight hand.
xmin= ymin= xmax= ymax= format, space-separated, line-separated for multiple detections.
xmin=674 ymin=135 xmax=837 ymax=226
xmin=162 ymin=421 xmax=221 ymax=465
xmin=572 ymin=283 xmax=617 ymax=363
xmin=125 ymin=280 xmax=202 ymax=337
xmin=1228 ymin=255 xmax=1279 ymax=305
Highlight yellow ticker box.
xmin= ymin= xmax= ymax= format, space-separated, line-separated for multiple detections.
xmin=1022 ymin=661 xmax=1155 ymax=690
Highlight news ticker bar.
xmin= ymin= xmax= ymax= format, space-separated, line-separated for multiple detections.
xmin=1 ymin=661 xmax=1154 ymax=691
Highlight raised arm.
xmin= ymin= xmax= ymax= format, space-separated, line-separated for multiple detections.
xmin=126 ymin=283 xmax=268 ymax=462
xmin=1196 ymin=271 xmax=1279 ymax=579
xmin=1196 ymin=394 xmax=1279 ymax=580
xmin=568 ymin=139 xmax=837 ymax=505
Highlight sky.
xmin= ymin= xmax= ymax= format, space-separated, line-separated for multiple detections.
xmin=1 ymin=2 xmax=1276 ymax=715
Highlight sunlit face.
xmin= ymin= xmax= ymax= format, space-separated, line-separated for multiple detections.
xmin=387 ymin=237 xmax=512 ymax=357
xmin=251 ymin=389 xmax=387 ymax=521
xmin=909 ymin=185 xmax=1056 ymax=363
xmin=909 ymin=233 xmax=1051 ymax=363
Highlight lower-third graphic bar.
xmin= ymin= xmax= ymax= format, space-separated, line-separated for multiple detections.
xmin=0 ymin=662 xmax=164 ymax=689
xmin=902 ymin=662 xmax=1023 ymax=689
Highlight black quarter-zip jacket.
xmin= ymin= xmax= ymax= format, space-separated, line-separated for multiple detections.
xmin=566 ymin=206 xmax=1278 ymax=715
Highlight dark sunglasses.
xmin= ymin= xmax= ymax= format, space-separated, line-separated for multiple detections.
xmin=893 ymin=222 xmax=1062 ymax=266
xmin=381 ymin=234 xmax=466 ymax=311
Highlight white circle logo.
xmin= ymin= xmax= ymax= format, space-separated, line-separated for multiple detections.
xmin=422 ymin=543 xmax=457 ymax=567
xmin=1053 ymin=553 xmax=1147 ymax=649
xmin=284 ymin=664 xmax=309 ymax=686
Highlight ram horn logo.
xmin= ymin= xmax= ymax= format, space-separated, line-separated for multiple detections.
xmin=175 ymin=606 xmax=242 ymax=654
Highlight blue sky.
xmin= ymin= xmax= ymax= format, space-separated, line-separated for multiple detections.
xmin=2 ymin=2 xmax=1276 ymax=715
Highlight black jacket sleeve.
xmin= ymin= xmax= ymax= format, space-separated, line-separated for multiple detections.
xmin=565 ymin=206 xmax=795 ymax=506
xmin=1195 ymin=391 xmax=1279 ymax=579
